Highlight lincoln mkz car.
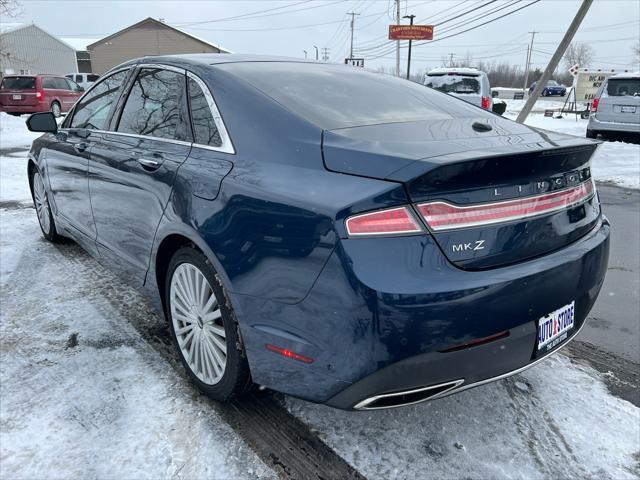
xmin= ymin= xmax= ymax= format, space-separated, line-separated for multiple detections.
xmin=25 ymin=55 xmax=610 ymax=410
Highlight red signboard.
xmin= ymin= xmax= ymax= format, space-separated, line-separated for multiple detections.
xmin=389 ymin=25 xmax=433 ymax=40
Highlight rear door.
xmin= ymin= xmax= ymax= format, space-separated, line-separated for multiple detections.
xmin=0 ymin=76 xmax=38 ymax=108
xmin=596 ymin=76 xmax=640 ymax=124
xmin=88 ymin=66 xmax=192 ymax=282
xmin=45 ymin=68 xmax=131 ymax=251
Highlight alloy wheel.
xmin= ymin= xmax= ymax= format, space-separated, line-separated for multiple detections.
xmin=51 ymin=102 xmax=61 ymax=117
xmin=170 ymin=262 xmax=227 ymax=385
xmin=33 ymin=172 xmax=51 ymax=235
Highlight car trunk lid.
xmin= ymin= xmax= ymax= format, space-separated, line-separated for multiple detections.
xmin=323 ymin=117 xmax=601 ymax=269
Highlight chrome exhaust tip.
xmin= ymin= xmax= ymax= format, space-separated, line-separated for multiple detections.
xmin=353 ymin=379 xmax=464 ymax=410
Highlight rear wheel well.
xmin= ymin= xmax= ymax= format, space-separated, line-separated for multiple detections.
xmin=155 ymin=234 xmax=202 ymax=311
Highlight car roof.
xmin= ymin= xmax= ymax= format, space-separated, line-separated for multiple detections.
xmin=121 ymin=53 xmax=319 ymax=69
xmin=609 ymin=71 xmax=640 ymax=80
xmin=426 ymin=67 xmax=485 ymax=76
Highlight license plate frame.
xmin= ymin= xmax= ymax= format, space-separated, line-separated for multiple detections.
xmin=12 ymin=94 xmax=22 ymax=100
xmin=536 ymin=301 xmax=575 ymax=355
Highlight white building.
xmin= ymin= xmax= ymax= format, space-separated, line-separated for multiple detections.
xmin=0 ymin=23 xmax=77 ymax=76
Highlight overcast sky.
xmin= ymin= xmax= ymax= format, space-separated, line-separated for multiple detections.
xmin=11 ymin=0 xmax=640 ymax=74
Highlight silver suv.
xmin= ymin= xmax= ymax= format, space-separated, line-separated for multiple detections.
xmin=587 ymin=72 xmax=639 ymax=138
xmin=423 ymin=67 xmax=493 ymax=111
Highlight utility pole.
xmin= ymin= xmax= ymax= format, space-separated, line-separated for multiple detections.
xmin=321 ymin=47 xmax=330 ymax=62
xmin=523 ymin=30 xmax=537 ymax=90
xmin=303 ymin=50 xmax=307 ymax=59
xmin=448 ymin=53 xmax=455 ymax=67
xmin=404 ymin=14 xmax=416 ymax=80
xmin=395 ymin=0 xmax=400 ymax=76
xmin=517 ymin=0 xmax=594 ymax=123
xmin=347 ymin=12 xmax=360 ymax=59
xmin=313 ymin=45 xmax=318 ymax=60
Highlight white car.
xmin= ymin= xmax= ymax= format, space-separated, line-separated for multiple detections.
xmin=587 ymin=72 xmax=640 ymax=138
xmin=65 ymin=73 xmax=100 ymax=90
xmin=423 ymin=67 xmax=493 ymax=110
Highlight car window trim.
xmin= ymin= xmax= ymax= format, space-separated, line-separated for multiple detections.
xmin=60 ymin=63 xmax=235 ymax=154
xmin=185 ymin=71 xmax=235 ymax=154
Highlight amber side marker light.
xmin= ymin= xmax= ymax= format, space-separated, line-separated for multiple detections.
xmin=265 ymin=344 xmax=314 ymax=364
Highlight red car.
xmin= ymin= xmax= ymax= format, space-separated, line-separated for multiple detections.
xmin=0 ymin=74 xmax=84 ymax=117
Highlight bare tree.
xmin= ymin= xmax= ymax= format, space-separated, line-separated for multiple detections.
xmin=563 ymin=41 xmax=594 ymax=69
xmin=633 ymin=40 xmax=640 ymax=66
xmin=0 ymin=0 xmax=22 ymax=17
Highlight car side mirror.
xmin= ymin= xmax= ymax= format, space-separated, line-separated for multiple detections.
xmin=77 ymin=86 xmax=85 ymax=92
xmin=26 ymin=112 xmax=58 ymax=133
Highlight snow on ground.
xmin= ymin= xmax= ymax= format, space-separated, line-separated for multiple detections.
xmin=0 ymin=112 xmax=42 ymax=150
xmin=0 ymin=152 xmax=275 ymax=478
xmin=288 ymin=354 xmax=640 ymax=479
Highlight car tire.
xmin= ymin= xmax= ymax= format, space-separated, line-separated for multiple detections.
xmin=31 ymin=170 xmax=61 ymax=242
xmin=586 ymin=129 xmax=598 ymax=139
xmin=166 ymin=247 xmax=252 ymax=402
xmin=51 ymin=101 xmax=61 ymax=118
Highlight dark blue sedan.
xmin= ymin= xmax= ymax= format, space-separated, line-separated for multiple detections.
xmin=25 ymin=55 xmax=609 ymax=410
xmin=529 ymin=79 xmax=568 ymax=96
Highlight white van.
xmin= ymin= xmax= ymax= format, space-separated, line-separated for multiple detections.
xmin=65 ymin=73 xmax=99 ymax=90
xmin=423 ymin=67 xmax=493 ymax=110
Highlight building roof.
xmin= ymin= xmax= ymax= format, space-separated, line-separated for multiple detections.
xmin=59 ymin=37 xmax=101 ymax=51
xmin=86 ymin=17 xmax=230 ymax=53
xmin=0 ymin=22 xmax=77 ymax=51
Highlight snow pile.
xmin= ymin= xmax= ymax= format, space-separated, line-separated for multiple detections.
xmin=0 ymin=112 xmax=42 ymax=150
xmin=288 ymin=355 xmax=640 ymax=479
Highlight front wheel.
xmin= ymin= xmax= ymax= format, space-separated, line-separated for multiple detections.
xmin=31 ymin=171 xmax=61 ymax=242
xmin=166 ymin=247 xmax=251 ymax=401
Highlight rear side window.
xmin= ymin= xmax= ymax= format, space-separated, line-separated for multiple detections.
xmin=188 ymin=77 xmax=221 ymax=147
xmin=41 ymin=77 xmax=56 ymax=89
xmin=87 ymin=74 xmax=99 ymax=82
xmin=70 ymin=69 xmax=129 ymax=130
xmin=607 ymin=78 xmax=640 ymax=97
xmin=117 ymin=68 xmax=183 ymax=140
xmin=0 ymin=77 xmax=35 ymax=89
xmin=75 ymin=75 xmax=83 ymax=83
xmin=425 ymin=75 xmax=480 ymax=94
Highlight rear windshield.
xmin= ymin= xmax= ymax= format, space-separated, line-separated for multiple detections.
xmin=607 ymin=78 xmax=640 ymax=97
xmin=424 ymin=75 xmax=480 ymax=94
xmin=1 ymin=77 xmax=36 ymax=89
xmin=218 ymin=62 xmax=481 ymax=129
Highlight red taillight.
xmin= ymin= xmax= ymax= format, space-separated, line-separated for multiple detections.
xmin=265 ymin=344 xmax=314 ymax=364
xmin=417 ymin=179 xmax=594 ymax=232
xmin=35 ymin=90 xmax=43 ymax=100
xmin=481 ymin=96 xmax=490 ymax=110
xmin=345 ymin=206 xmax=422 ymax=237
xmin=591 ymin=97 xmax=599 ymax=112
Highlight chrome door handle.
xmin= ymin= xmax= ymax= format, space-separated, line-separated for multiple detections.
xmin=138 ymin=158 xmax=161 ymax=168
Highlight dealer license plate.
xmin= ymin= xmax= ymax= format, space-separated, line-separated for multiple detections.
xmin=621 ymin=106 xmax=636 ymax=113
xmin=537 ymin=301 xmax=575 ymax=353
xmin=12 ymin=94 xmax=22 ymax=100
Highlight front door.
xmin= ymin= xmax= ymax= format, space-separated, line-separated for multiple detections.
xmin=45 ymin=68 xmax=131 ymax=250
xmin=88 ymin=67 xmax=192 ymax=283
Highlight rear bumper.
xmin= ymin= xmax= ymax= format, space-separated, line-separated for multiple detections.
xmin=237 ymin=216 xmax=610 ymax=409
xmin=588 ymin=115 xmax=640 ymax=134
xmin=0 ymin=104 xmax=47 ymax=114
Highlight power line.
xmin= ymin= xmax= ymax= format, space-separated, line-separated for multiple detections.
xmin=435 ymin=0 xmax=499 ymax=27
xmin=173 ymin=0 xmax=315 ymax=26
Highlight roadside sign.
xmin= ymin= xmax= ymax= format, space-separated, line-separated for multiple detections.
xmin=568 ymin=63 xmax=580 ymax=77
xmin=345 ymin=58 xmax=364 ymax=67
xmin=574 ymin=70 xmax=617 ymax=101
xmin=388 ymin=25 xmax=433 ymax=40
